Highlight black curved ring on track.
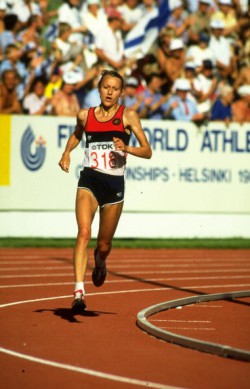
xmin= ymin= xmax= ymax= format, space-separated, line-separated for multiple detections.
xmin=137 ymin=290 xmax=250 ymax=362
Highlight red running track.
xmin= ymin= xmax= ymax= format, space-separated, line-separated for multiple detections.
xmin=0 ymin=248 xmax=250 ymax=389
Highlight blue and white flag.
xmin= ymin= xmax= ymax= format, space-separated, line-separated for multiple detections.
xmin=124 ymin=0 xmax=170 ymax=59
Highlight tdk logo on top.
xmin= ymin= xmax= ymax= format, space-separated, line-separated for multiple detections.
xmin=91 ymin=144 xmax=114 ymax=150
xmin=21 ymin=126 xmax=46 ymax=171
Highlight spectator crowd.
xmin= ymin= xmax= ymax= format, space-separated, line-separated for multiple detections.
xmin=0 ymin=0 xmax=249 ymax=124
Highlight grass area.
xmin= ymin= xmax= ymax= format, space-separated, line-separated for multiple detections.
xmin=0 ymin=238 xmax=250 ymax=249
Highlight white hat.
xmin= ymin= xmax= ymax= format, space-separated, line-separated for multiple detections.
xmin=210 ymin=19 xmax=225 ymax=29
xmin=87 ymin=0 xmax=101 ymax=5
xmin=184 ymin=61 xmax=196 ymax=70
xmin=174 ymin=78 xmax=191 ymax=91
xmin=169 ymin=38 xmax=184 ymax=51
xmin=237 ymin=85 xmax=250 ymax=96
xmin=63 ymin=69 xmax=83 ymax=84
xmin=126 ymin=77 xmax=139 ymax=87
xmin=169 ymin=0 xmax=182 ymax=10
xmin=199 ymin=0 xmax=211 ymax=4
xmin=0 ymin=1 xmax=6 ymax=10
xmin=218 ymin=0 xmax=232 ymax=5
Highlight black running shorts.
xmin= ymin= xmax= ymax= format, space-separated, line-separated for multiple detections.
xmin=77 ymin=167 xmax=125 ymax=208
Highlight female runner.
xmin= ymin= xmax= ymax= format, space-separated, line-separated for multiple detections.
xmin=59 ymin=70 xmax=152 ymax=311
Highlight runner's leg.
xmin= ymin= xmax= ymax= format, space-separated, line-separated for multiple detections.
xmin=74 ymin=188 xmax=98 ymax=284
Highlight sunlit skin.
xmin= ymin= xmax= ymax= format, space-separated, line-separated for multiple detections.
xmin=58 ymin=73 xmax=152 ymax=287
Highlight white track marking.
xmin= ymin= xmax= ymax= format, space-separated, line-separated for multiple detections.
xmin=0 ymin=275 xmax=250 ymax=289
xmin=150 ymin=320 xmax=212 ymax=323
xmin=1 ymin=263 xmax=250 ymax=271
xmin=0 ymin=347 xmax=183 ymax=389
xmin=1 ymin=284 xmax=250 ymax=308
xmin=1 ymin=268 xmax=250 ymax=279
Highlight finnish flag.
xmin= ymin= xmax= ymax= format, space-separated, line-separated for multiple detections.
xmin=124 ymin=0 xmax=170 ymax=59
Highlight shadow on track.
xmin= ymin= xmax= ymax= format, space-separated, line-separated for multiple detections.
xmin=34 ymin=308 xmax=116 ymax=323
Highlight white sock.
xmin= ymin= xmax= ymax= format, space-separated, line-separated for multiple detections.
xmin=74 ymin=282 xmax=84 ymax=294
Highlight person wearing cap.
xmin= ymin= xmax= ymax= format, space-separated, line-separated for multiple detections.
xmin=0 ymin=68 xmax=22 ymax=113
xmin=186 ymin=0 xmax=212 ymax=44
xmin=232 ymin=84 xmax=250 ymax=123
xmin=160 ymin=38 xmax=185 ymax=88
xmin=209 ymin=19 xmax=235 ymax=78
xmin=164 ymin=78 xmax=206 ymax=122
xmin=211 ymin=0 xmax=239 ymax=38
xmin=58 ymin=70 xmax=152 ymax=312
xmin=122 ymin=76 xmax=144 ymax=114
xmin=51 ymin=70 xmax=80 ymax=116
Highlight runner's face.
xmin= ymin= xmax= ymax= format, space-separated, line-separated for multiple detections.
xmin=99 ymin=76 xmax=122 ymax=107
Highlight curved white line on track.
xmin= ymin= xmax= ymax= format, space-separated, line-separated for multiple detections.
xmin=0 ymin=347 xmax=183 ymax=389
xmin=0 ymin=288 xmax=184 ymax=389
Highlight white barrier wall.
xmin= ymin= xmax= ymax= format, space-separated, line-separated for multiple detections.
xmin=0 ymin=115 xmax=250 ymax=238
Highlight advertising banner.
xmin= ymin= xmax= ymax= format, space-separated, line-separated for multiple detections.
xmin=0 ymin=115 xmax=249 ymax=213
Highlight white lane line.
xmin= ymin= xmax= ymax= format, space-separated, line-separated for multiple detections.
xmin=0 ymin=347 xmax=182 ymax=389
xmin=1 ymin=263 xmax=250 ymax=271
xmin=160 ymin=327 xmax=215 ymax=331
xmin=1 ymin=268 xmax=250 ymax=279
xmin=150 ymin=320 xmax=212 ymax=323
xmin=0 ymin=275 xmax=250 ymax=289
xmin=0 ymin=284 xmax=250 ymax=309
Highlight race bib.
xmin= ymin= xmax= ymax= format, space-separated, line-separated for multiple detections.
xmin=83 ymin=141 xmax=126 ymax=174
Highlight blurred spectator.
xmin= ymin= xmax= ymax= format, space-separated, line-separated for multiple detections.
xmin=186 ymin=31 xmax=214 ymax=64
xmin=195 ymin=59 xmax=218 ymax=113
xmin=57 ymin=0 xmax=86 ymax=47
xmin=52 ymin=22 xmax=83 ymax=70
xmin=157 ymin=26 xmax=176 ymax=73
xmin=187 ymin=0 xmax=213 ymax=44
xmin=232 ymin=84 xmax=250 ymax=123
xmin=11 ymin=0 xmax=42 ymax=31
xmin=139 ymin=72 xmax=168 ymax=119
xmin=166 ymin=0 xmax=191 ymax=44
xmin=211 ymin=0 xmax=238 ymax=38
xmin=95 ymin=8 xmax=125 ymax=70
xmin=234 ymin=63 xmax=250 ymax=90
xmin=160 ymin=38 xmax=185 ymax=88
xmin=80 ymin=0 xmax=108 ymax=67
xmin=121 ymin=76 xmax=144 ymax=114
xmin=210 ymin=84 xmax=234 ymax=124
xmin=0 ymin=69 xmax=22 ymax=113
xmin=165 ymin=78 xmax=206 ymax=122
xmin=44 ymin=67 xmax=63 ymax=99
xmin=51 ymin=71 xmax=80 ymax=116
xmin=0 ymin=13 xmax=18 ymax=56
xmin=209 ymin=19 xmax=235 ymax=80
xmin=16 ymin=14 xmax=43 ymax=48
xmin=0 ymin=43 xmax=29 ymax=100
xmin=23 ymin=77 xmax=51 ymax=115
xmin=117 ymin=0 xmax=144 ymax=37
xmin=0 ymin=1 xmax=6 ymax=33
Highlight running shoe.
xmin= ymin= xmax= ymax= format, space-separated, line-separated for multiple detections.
xmin=71 ymin=289 xmax=86 ymax=313
xmin=92 ymin=248 xmax=107 ymax=287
